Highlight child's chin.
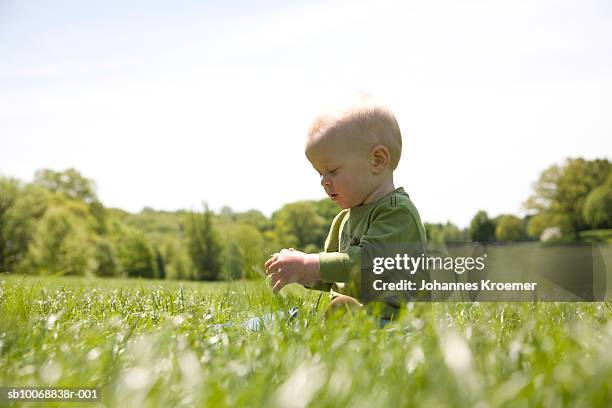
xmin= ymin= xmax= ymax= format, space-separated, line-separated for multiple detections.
xmin=332 ymin=196 xmax=352 ymax=209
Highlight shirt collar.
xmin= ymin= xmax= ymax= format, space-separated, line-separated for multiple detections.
xmin=348 ymin=187 xmax=405 ymax=218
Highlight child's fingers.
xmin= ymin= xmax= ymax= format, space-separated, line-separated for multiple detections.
xmin=264 ymin=255 xmax=279 ymax=269
xmin=269 ymin=271 xmax=278 ymax=286
xmin=272 ymin=277 xmax=286 ymax=294
xmin=270 ymin=267 xmax=288 ymax=288
xmin=265 ymin=260 xmax=281 ymax=276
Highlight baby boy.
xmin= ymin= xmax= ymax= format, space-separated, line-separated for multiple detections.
xmin=264 ymin=97 xmax=427 ymax=320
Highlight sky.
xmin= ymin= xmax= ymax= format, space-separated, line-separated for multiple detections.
xmin=1 ymin=0 xmax=611 ymax=228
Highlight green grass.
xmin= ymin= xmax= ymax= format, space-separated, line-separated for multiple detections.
xmin=1 ymin=274 xmax=612 ymax=407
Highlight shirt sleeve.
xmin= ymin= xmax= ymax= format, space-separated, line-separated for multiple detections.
xmin=318 ymin=205 xmax=424 ymax=283
xmin=300 ymin=210 xmax=347 ymax=292
xmin=302 ymin=280 xmax=334 ymax=292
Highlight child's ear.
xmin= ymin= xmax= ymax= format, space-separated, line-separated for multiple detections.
xmin=371 ymin=145 xmax=390 ymax=173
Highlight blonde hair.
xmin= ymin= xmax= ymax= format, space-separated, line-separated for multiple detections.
xmin=307 ymin=96 xmax=403 ymax=170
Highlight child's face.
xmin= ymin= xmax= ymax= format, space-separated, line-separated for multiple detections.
xmin=305 ymin=129 xmax=378 ymax=209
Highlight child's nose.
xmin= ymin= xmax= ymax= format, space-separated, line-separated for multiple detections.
xmin=320 ymin=175 xmax=331 ymax=187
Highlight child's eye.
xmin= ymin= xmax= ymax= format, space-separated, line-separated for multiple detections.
xmin=329 ymin=168 xmax=338 ymax=175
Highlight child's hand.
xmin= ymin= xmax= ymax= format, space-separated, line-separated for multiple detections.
xmin=264 ymin=248 xmax=320 ymax=294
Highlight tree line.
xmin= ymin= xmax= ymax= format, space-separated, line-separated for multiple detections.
xmin=0 ymin=157 xmax=609 ymax=280
xmin=0 ymin=168 xmax=338 ymax=280
xmin=463 ymin=157 xmax=611 ymax=244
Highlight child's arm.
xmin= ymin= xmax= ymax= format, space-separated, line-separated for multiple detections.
xmin=264 ymin=205 xmax=424 ymax=293
xmin=317 ymin=205 xmax=424 ymax=284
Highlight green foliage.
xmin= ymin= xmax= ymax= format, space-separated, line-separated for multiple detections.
xmin=26 ymin=206 xmax=95 ymax=276
xmin=155 ymin=248 xmax=166 ymax=280
xmin=162 ymin=238 xmax=192 ymax=280
xmin=235 ymin=209 xmax=274 ymax=232
xmin=93 ymin=238 xmax=119 ymax=277
xmin=187 ymin=204 xmax=222 ymax=281
xmin=0 ymin=178 xmax=48 ymax=273
xmin=527 ymin=212 xmax=573 ymax=239
xmin=16 ymin=158 xmax=609 ymax=279
xmin=262 ymin=229 xmax=282 ymax=259
xmin=273 ymin=201 xmax=326 ymax=249
xmin=220 ymin=223 xmax=266 ymax=280
xmin=89 ymin=200 xmax=109 ymax=234
xmin=314 ymin=198 xmax=340 ymax=225
xmin=583 ymin=182 xmax=612 ymax=229
xmin=114 ymin=224 xmax=158 ymax=279
xmin=425 ymin=222 xmax=468 ymax=244
xmin=33 ymin=168 xmax=98 ymax=204
xmin=33 ymin=167 xmax=110 ymax=235
xmin=222 ymin=240 xmax=243 ymax=280
xmin=8 ymin=169 xmax=477 ymax=280
xmin=525 ymin=158 xmax=611 ymax=233
xmin=494 ymin=214 xmax=526 ymax=242
xmin=469 ymin=210 xmax=496 ymax=243
xmin=578 ymin=229 xmax=612 ymax=243
xmin=121 ymin=208 xmax=187 ymax=246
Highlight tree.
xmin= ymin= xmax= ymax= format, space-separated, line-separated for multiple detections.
xmin=495 ymin=215 xmax=526 ymax=242
xmin=583 ymin=182 xmax=612 ymax=229
xmin=442 ymin=222 xmax=469 ymax=243
xmin=273 ymin=201 xmax=325 ymax=249
xmin=34 ymin=168 xmax=109 ymax=236
xmin=93 ymin=238 xmax=119 ymax=277
xmin=527 ymin=212 xmax=572 ymax=239
xmin=187 ymin=204 xmax=222 ymax=280
xmin=314 ymin=199 xmax=340 ymax=223
xmin=34 ymin=168 xmax=98 ymax=204
xmin=0 ymin=178 xmax=48 ymax=273
xmin=425 ymin=222 xmax=468 ymax=244
xmin=0 ymin=178 xmax=24 ymax=272
xmin=220 ymin=223 xmax=265 ymax=279
xmin=469 ymin=211 xmax=496 ymax=243
xmin=162 ymin=238 xmax=192 ymax=280
xmin=115 ymin=226 xmax=158 ymax=279
xmin=219 ymin=205 xmax=236 ymax=222
xmin=524 ymin=158 xmax=611 ymax=233
xmin=235 ymin=209 xmax=273 ymax=232
xmin=424 ymin=223 xmax=444 ymax=244
xmin=155 ymin=248 xmax=166 ymax=279
xmin=26 ymin=206 xmax=95 ymax=276
xmin=222 ymin=240 xmax=243 ymax=280
xmin=89 ymin=200 xmax=109 ymax=235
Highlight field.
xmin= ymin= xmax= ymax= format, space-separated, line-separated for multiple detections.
xmin=1 ymin=275 xmax=612 ymax=407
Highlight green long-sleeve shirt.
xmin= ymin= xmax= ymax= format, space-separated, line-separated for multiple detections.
xmin=307 ymin=187 xmax=427 ymax=318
